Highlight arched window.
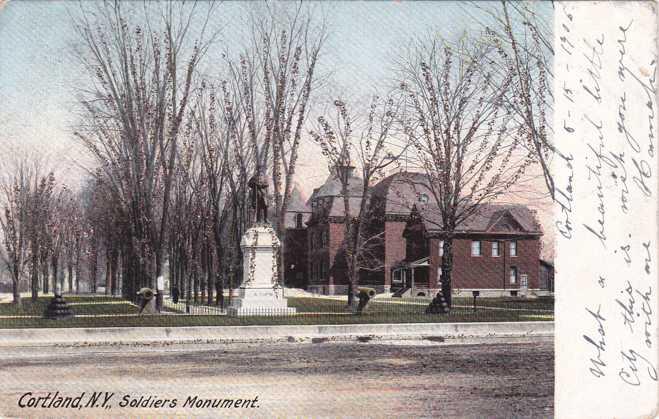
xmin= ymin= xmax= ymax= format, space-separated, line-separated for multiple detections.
xmin=296 ymin=213 xmax=303 ymax=229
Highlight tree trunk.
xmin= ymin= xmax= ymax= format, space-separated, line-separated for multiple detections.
xmin=278 ymin=229 xmax=286 ymax=287
xmin=206 ymin=245 xmax=213 ymax=306
xmin=68 ymin=263 xmax=74 ymax=294
xmin=193 ymin=263 xmax=199 ymax=303
xmin=426 ymin=238 xmax=452 ymax=314
xmin=200 ymin=244 xmax=207 ymax=303
xmin=216 ymin=249 xmax=225 ymax=309
xmin=342 ymin=190 xmax=357 ymax=307
xmin=110 ymin=249 xmax=119 ymax=296
xmin=41 ymin=259 xmax=49 ymax=295
xmin=12 ymin=265 xmax=21 ymax=306
xmin=441 ymin=238 xmax=453 ymax=309
xmin=106 ymin=248 xmax=112 ymax=296
xmin=186 ymin=267 xmax=192 ymax=307
xmin=51 ymin=256 xmax=59 ymax=294
xmin=90 ymin=239 xmax=98 ymax=294
xmin=169 ymin=248 xmax=176 ymax=295
xmin=30 ymin=253 xmax=39 ymax=302
xmin=75 ymin=238 xmax=81 ymax=294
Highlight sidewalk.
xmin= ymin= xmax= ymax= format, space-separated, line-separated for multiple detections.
xmin=0 ymin=321 xmax=553 ymax=347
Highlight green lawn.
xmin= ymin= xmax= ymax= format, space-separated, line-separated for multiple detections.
xmin=0 ymin=296 xmax=139 ymax=317
xmin=452 ymin=296 xmax=554 ymax=311
xmin=0 ymin=294 xmax=553 ymax=329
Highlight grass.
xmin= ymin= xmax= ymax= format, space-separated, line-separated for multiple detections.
xmin=0 ymin=294 xmax=553 ymax=329
xmin=0 ymin=296 xmax=139 ymax=317
xmin=452 ymin=296 xmax=554 ymax=311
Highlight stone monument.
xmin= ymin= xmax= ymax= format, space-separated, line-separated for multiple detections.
xmin=227 ymin=172 xmax=296 ymax=316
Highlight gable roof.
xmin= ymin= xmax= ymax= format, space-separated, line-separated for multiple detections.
xmin=411 ymin=203 xmax=542 ymax=236
xmin=286 ymin=184 xmax=311 ymax=213
xmin=284 ymin=185 xmax=312 ymax=228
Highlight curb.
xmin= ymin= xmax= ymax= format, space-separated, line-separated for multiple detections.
xmin=0 ymin=321 xmax=553 ymax=347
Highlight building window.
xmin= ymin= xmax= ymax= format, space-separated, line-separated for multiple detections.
xmin=439 ymin=240 xmax=444 ymax=257
xmin=296 ymin=213 xmax=303 ymax=229
xmin=471 ymin=240 xmax=481 ymax=256
xmin=492 ymin=241 xmax=500 ymax=257
xmin=510 ymin=241 xmax=517 ymax=257
xmin=322 ymin=230 xmax=328 ymax=248
xmin=510 ymin=266 xmax=518 ymax=285
xmin=418 ymin=193 xmax=429 ymax=203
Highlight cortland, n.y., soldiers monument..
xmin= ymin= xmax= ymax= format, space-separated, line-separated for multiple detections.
xmin=227 ymin=172 xmax=296 ymax=316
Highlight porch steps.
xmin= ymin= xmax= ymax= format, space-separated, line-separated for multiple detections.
xmin=391 ymin=287 xmax=411 ymax=298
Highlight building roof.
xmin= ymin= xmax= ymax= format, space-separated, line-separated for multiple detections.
xmin=328 ymin=196 xmax=363 ymax=218
xmin=307 ymin=166 xmax=363 ymax=203
xmin=287 ymin=184 xmax=311 ymax=213
xmin=304 ymin=165 xmax=365 ymax=223
xmin=418 ymin=203 xmax=542 ymax=235
xmin=297 ymin=169 xmax=543 ymax=235
xmin=369 ymin=171 xmax=541 ymax=235
xmin=369 ymin=171 xmax=433 ymax=215
xmin=284 ymin=185 xmax=312 ymax=229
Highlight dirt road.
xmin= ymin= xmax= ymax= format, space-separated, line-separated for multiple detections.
xmin=0 ymin=337 xmax=553 ymax=418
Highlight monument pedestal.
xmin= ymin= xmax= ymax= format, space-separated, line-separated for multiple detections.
xmin=227 ymin=224 xmax=296 ymax=317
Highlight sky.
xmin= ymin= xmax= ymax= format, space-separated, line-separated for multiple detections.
xmin=0 ymin=0 xmax=554 ymax=255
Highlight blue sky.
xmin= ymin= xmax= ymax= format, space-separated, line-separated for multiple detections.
xmin=0 ymin=0 xmax=552 ymax=193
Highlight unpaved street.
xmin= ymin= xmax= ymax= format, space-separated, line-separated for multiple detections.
xmin=0 ymin=338 xmax=553 ymax=418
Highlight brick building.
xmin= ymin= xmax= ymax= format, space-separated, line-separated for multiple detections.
xmin=402 ymin=202 xmax=544 ymax=297
xmin=283 ymin=170 xmax=550 ymax=297
xmin=283 ymin=185 xmax=311 ymax=289
xmin=303 ymin=165 xmax=363 ymax=295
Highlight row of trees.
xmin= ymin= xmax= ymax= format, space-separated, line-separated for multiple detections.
xmin=1 ymin=1 xmax=552 ymax=312
xmin=0 ymin=155 xmax=93 ymax=306
xmin=66 ymin=1 xmax=327 ymax=303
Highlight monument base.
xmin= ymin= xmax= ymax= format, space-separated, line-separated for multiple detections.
xmin=227 ymin=287 xmax=297 ymax=317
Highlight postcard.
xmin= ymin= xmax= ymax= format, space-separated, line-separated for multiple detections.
xmin=0 ymin=1 xmax=656 ymax=418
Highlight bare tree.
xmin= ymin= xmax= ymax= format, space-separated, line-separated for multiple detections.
xmin=72 ymin=0 xmax=219 ymax=297
xmin=189 ymin=80 xmax=254 ymax=305
xmin=0 ymin=159 xmax=34 ymax=305
xmin=397 ymin=36 xmax=535 ymax=311
xmin=0 ymin=151 xmax=60 ymax=304
xmin=60 ymin=191 xmax=84 ymax=294
xmin=470 ymin=1 xmax=555 ymax=198
xmin=27 ymin=172 xmax=56 ymax=301
xmin=224 ymin=3 xmax=327 ymax=240
xmin=311 ymin=96 xmax=402 ymax=306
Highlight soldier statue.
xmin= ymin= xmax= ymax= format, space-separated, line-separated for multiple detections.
xmin=248 ymin=172 xmax=268 ymax=224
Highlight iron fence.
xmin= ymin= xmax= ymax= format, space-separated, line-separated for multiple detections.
xmin=0 ymin=288 xmax=554 ymax=324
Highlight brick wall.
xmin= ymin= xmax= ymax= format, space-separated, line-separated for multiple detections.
xmin=384 ymin=221 xmax=407 ymax=289
xmin=306 ymin=224 xmax=328 ymax=289
xmin=284 ymin=228 xmax=308 ymax=288
xmin=430 ymin=236 xmax=541 ymax=290
xmin=328 ymin=222 xmax=347 ymax=286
